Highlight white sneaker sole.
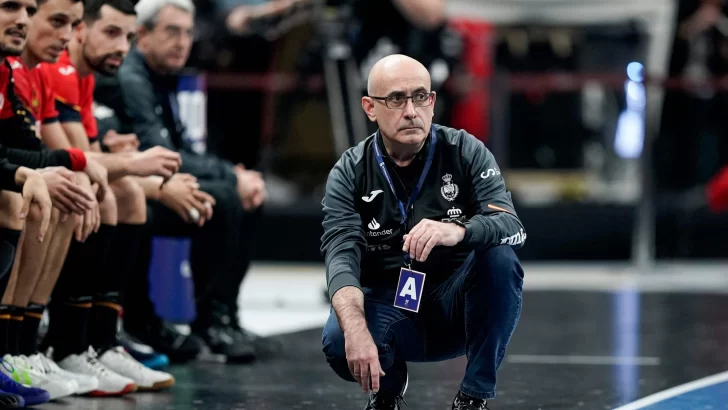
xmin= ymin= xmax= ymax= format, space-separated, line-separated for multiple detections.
xmin=137 ymin=376 xmax=175 ymax=392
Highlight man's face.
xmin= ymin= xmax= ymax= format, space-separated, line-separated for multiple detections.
xmin=0 ymin=0 xmax=36 ymax=56
xmin=81 ymin=4 xmax=135 ymax=75
xmin=139 ymin=5 xmax=193 ymax=72
xmin=362 ymin=64 xmax=435 ymax=147
xmin=27 ymin=0 xmax=82 ymax=63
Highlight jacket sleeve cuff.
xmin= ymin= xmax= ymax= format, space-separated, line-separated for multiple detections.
xmin=328 ymin=274 xmax=361 ymax=302
xmin=463 ymin=218 xmax=486 ymax=248
xmin=1 ymin=164 xmax=21 ymax=193
xmin=64 ymin=148 xmax=87 ymax=172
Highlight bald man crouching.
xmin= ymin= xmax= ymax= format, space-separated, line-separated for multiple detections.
xmin=320 ymin=54 xmax=526 ymax=410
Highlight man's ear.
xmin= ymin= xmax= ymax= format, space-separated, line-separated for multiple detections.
xmin=430 ymin=91 xmax=437 ymax=119
xmin=74 ymin=20 xmax=86 ymax=43
xmin=362 ymin=97 xmax=377 ymax=122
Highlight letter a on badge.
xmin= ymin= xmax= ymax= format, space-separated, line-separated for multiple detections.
xmin=399 ymin=278 xmax=418 ymax=300
xmin=394 ymin=268 xmax=426 ymax=312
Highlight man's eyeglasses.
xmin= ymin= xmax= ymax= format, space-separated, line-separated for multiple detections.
xmin=370 ymin=92 xmax=434 ymax=109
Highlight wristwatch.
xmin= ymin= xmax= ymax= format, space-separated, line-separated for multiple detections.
xmin=449 ymin=217 xmax=470 ymax=229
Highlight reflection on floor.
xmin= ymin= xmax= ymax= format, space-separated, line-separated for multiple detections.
xmin=40 ymin=262 xmax=728 ymax=409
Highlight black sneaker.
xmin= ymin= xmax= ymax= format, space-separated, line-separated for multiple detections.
xmin=365 ymin=393 xmax=406 ymax=410
xmin=228 ymin=310 xmax=283 ymax=359
xmin=192 ymin=301 xmax=256 ymax=363
xmin=364 ymin=365 xmax=408 ymax=410
xmin=125 ymin=317 xmax=204 ymax=363
xmin=452 ymin=391 xmax=489 ymax=410
xmin=191 ymin=322 xmax=256 ymax=363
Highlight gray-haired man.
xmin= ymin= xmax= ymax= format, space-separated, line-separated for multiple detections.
xmin=114 ymin=0 xmax=280 ymax=363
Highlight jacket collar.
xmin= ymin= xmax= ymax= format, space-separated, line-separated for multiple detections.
xmin=376 ymin=129 xmax=432 ymax=168
xmin=127 ymin=47 xmax=178 ymax=89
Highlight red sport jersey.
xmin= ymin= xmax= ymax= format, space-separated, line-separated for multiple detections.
xmin=40 ymin=50 xmax=98 ymax=142
xmin=0 ymin=61 xmax=17 ymax=121
xmin=8 ymin=57 xmax=59 ymax=137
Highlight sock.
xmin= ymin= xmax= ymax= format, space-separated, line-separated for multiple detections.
xmin=122 ymin=230 xmax=155 ymax=325
xmin=0 ymin=228 xmax=20 ymax=284
xmin=47 ymin=224 xmax=116 ymax=360
xmin=0 ymin=305 xmax=11 ymax=356
xmin=19 ymin=303 xmax=44 ymax=356
xmin=0 ymin=229 xmax=20 ymax=359
xmin=6 ymin=306 xmax=23 ymax=356
xmin=88 ymin=293 xmax=121 ymax=354
xmin=45 ymin=297 xmax=91 ymax=361
xmin=89 ymin=223 xmax=141 ymax=353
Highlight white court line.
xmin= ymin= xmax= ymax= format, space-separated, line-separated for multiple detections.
xmin=507 ymin=355 xmax=660 ymax=366
xmin=612 ymin=370 xmax=728 ymax=410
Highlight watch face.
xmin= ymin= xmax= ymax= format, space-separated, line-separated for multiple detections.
xmin=453 ymin=219 xmax=467 ymax=227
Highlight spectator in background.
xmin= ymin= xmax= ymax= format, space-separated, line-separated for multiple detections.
xmin=116 ymin=0 xmax=280 ymax=363
xmin=189 ymin=0 xmax=312 ymax=177
xmin=348 ymin=0 xmax=452 ymax=101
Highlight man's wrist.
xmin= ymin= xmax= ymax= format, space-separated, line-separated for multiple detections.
xmin=342 ymin=318 xmax=369 ymax=338
xmin=65 ymin=148 xmax=87 ymax=171
xmin=448 ymin=218 xmax=469 ymax=243
xmin=14 ymin=167 xmax=29 ymax=186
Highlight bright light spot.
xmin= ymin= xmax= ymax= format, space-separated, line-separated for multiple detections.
xmin=626 ymin=62 xmax=644 ymax=83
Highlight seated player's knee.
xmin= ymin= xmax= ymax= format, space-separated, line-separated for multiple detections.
xmin=50 ymin=207 xmax=61 ymax=226
xmin=111 ymin=176 xmax=146 ymax=224
xmin=99 ymin=187 xmax=118 ymax=225
xmin=25 ymin=202 xmax=45 ymax=225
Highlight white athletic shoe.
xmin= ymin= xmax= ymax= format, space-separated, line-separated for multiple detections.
xmin=3 ymin=354 xmax=76 ymax=400
xmin=98 ymin=347 xmax=175 ymax=391
xmin=30 ymin=351 xmax=97 ymax=395
xmin=56 ymin=347 xmax=136 ymax=397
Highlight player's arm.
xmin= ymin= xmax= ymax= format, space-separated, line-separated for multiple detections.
xmin=40 ymin=122 xmax=72 ymax=150
xmin=133 ymin=175 xmax=165 ymax=200
xmin=58 ymin=120 xmax=92 ymax=152
xmin=55 ymin=85 xmax=131 ymax=178
xmin=59 ymin=120 xmax=132 ymax=180
xmin=320 ymin=153 xmax=367 ymax=326
xmin=462 ymin=131 xmax=526 ymax=250
xmin=0 ymin=159 xmax=22 ymax=192
xmin=0 ymin=139 xmax=86 ymax=172
xmin=55 ymin=100 xmax=130 ymax=180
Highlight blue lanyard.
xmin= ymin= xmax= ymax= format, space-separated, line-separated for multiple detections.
xmin=372 ymin=127 xmax=437 ymax=266
xmin=168 ymin=93 xmax=179 ymax=121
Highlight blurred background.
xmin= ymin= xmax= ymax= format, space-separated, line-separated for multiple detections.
xmin=176 ymin=0 xmax=728 ymax=267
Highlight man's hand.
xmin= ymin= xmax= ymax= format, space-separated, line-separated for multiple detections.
xmin=402 ymin=219 xmax=466 ymax=262
xmin=235 ymin=164 xmax=266 ymax=210
xmin=17 ymin=168 xmax=52 ymax=242
xmin=73 ymin=173 xmax=100 ymax=242
xmin=103 ymin=130 xmax=139 ymax=153
xmin=345 ymin=327 xmax=385 ymax=394
xmin=330 ymin=286 xmax=383 ymax=393
xmin=84 ymin=158 xmax=109 ymax=201
xmin=160 ymin=173 xmax=216 ymax=227
xmin=129 ymin=146 xmax=182 ymax=180
xmin=38 ymin=167 xmax=95 ymax=216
